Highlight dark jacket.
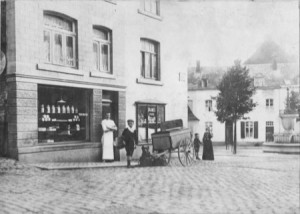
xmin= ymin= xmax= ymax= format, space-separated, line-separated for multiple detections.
xmin=122 ymin=128 xmax=137 ymax=149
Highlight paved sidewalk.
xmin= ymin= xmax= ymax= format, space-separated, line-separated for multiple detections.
xmin=30 ymin=161 xmax=139 ymax=170
xmin=0 ymin=146 xmax=299 ymax=214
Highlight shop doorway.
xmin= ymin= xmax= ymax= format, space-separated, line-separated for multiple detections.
xmin=102 ymin=90 xmax=119 ymax=161
xmin=225 ymin=121 xmax=233 ymax=150
xmin=266 ymin=121 xmax=274 ymax=142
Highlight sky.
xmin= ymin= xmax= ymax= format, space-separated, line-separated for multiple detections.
xmin=165 ymin=0 xmax=299 ymax=67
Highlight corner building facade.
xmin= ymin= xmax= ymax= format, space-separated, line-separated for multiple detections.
xmin=1 ymin=0 xmax=188 ymax=162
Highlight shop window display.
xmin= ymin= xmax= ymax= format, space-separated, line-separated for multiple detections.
xmin=38 ymin=85 xmax=91 ymax=143
xmin=136 ymin=103 xmax=165 ymax=142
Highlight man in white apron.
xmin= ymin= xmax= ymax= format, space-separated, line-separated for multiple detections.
xmin=101 ymin=113 xmax=117 ymax=162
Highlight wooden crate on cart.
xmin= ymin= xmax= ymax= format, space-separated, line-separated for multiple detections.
xmin=151 ymin=119 xmax=194 ymax=166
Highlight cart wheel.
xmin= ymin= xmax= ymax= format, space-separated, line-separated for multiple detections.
xmin=178 ymin=137 xmax=195 ymax=166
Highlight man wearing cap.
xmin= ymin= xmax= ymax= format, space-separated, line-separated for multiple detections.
xmin=122 ymin=119 xmax=138 ymax=168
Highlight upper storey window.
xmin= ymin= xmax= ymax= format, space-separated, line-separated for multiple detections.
xmin=43 ymin=13 xmax=77 ymax=67
xmin=93 ymin=27 xmax=112 ymax=73
xmin=141 ymin=0 xmax=160 ymax=16
xmin=140 ymin=39 xmax=160 ymax=81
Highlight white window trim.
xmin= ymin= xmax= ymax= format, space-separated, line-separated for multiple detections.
xmin=205 ymin=100 xmax=213 ymax=112
xmin=37 ymin=63 xmax=84 ymax=76
xmin=43 ymin=15 xmax=77 ymax=68
xmin=93 ymin=29 xmax=112 ymax=74
xmin=136 ymin=78 xmax=163 ymax=86
xmin=140 ymin=39 xmax=160 ymax=81
xmin=103 ymin=0 xmax=117 ymax=5
xmin=266 ymin=98 xmax=274 ymax=108
xmin=138 ymin=0 xmax=162 ymax=20
xmin=245 ymin=121 xmax=254 ymax=138
xmin=90 ymin=71 xmax=115 ymax=79
xmin=137 ymin=9 xmax=163 ymax=21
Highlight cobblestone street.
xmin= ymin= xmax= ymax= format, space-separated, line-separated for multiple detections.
xmin=0 ymin=147 xmax=299 ymax=214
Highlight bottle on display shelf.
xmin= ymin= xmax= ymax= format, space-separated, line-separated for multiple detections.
xmin=75 ymin=107 xmax=78 ymax=114
xmin=62 ymin=105 xmax=66 ymax=114
xmin=57 ymin=105 xmax=61 ymax=114
xmin=76 ymin=124 xmax=80 ymax=131
xmin=71 ymin=105 xmax=74 ymax=114
xmin=52 ymin=105 xmax=56 ymax=114
xmin=41 ymin=104 xmax=44 ymax=113
xmin=66 ymin=105 xmax=70 ymax=114
xmin=46 ymin=105 xmax=50 ymax=114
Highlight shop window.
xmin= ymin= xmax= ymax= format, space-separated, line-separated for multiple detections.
xmin=205 ymin=100 xmax=212 ymax=112
xmin=140 ymin=0 xmax=160 ymax=16
xmin=136 ymin=103 xmax=165 ymax=142
xmin=241 ymin=121 xmax=258 ymax=139
xmin=43 ymin=12 xmax=77 ymax=67
xmin=38 ymin=85 xmax=91 ymax=143
xmin=140 ymin=39 xmax=160 ymax=81
xmin=93 ymin=27 xmax=112 ymax=73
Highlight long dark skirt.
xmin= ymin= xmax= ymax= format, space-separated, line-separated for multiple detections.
xmin=202 ymin=140 xmax=214 ymax=160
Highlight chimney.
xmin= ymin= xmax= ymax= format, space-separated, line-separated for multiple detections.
xmin=196 ymin=60 xmax=201 ymax=73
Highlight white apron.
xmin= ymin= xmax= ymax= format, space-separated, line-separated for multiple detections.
xmin=102 ymin=119 xmax=116 ymax=160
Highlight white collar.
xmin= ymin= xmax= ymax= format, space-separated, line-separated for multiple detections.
xmin=128 ymin=126 xmax=135 ymax=133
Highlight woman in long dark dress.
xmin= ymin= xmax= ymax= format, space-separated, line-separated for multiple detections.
xmin=122 ymin=119 xmax=138 ymax=168
xmin=202 ymin=128 xmax=214 ymax=160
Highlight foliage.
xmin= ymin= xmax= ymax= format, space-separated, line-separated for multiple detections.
xmin=215 ymin=61 xmax=256 ymax=123
xmin=215 ymin=60 xmax=256 ymax=154
xmin=284 ymin=90 xmax=300 ymax=114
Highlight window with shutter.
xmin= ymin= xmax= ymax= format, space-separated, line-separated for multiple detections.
xmin=254 ymin=121 xmax=258 ymax=139
xmin=241 ymin=121 xmax=245 ymax=139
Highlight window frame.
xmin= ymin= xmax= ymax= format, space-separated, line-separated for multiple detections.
xmin=93 ymin=27 xmax=112 ymax=74
xmin=136 ymin=102 xmax=165 ymax=143
xmin=245 ymin=121 xmax=254 ymax=138
xmin=266 ymin=98 xmax=274 ymax=108
xmin=205 ymin=100 xmax=212 ymax=112
xmin=141 ymin=0 xmax=160 ymax=16
xmin=140 ymin=39 xmax=160 ymax=81
xmin=43 ymin=12 xmax=77 ymax=68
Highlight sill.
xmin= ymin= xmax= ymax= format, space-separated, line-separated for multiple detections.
xmin=137 ymin=9 xmax=163 ymax=21
xmin=18 ymin=141 xmax=101 ymax=154
xmin=104 ymin=0 xmax=117 ymax=5
xmin=37 ymin=63 xmax=84 ymax=76
xmin=136 ymin=78 xmax=163 ymax=86
xmin=90 ymin=71 xmax=115 ymax=79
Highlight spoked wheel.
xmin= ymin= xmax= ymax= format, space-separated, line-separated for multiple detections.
xmin=178 ymin=137 xmax=195 ymax=166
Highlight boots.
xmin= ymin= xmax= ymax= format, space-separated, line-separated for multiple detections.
xmin=127 ymin=160 xmax=131 ymax=168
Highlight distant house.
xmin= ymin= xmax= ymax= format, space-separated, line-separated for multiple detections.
xmin=188 ymin=42 xmax=299 ymax=145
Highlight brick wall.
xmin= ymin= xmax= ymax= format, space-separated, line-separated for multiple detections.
xmin=7 ymin=81 xmax=38 ymax=158
xmin=90 ymin=89 xmax=102 ymax=142
xmin=118 ymin=91 xmax=126 ymax=136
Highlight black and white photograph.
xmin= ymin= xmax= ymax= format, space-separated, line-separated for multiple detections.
xmin=0 ymin=0 xmax=299 ymax=213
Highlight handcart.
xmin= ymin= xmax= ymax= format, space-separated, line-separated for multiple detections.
xmin=151 ymin=119 xmax=195 ymax=166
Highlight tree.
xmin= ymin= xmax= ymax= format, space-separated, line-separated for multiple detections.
xmin=215 ymin=60 xmax=256 ymax=154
